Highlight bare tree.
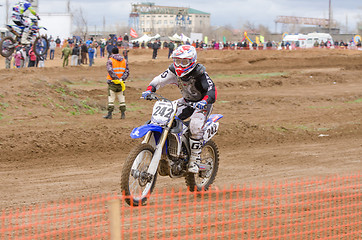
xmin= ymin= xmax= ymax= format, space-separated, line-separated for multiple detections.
xmin=243 ymin=21 xmax=257 ymax=33
xmin=72 ymin=7 xmax=88 ymax=41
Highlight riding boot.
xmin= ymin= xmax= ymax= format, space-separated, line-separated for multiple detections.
xmin=188 ymin=138 xmax=202 ymax=173
xmin=21 ymin=30 xmax=30 ymax=45
xmin=120 ymin=105 xmax=126 ymax=119
xmin=103 ymin=110 xmax=112 ymax=119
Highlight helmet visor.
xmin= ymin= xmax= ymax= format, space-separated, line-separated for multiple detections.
xmin=173 ymin=58 xmax=192 ymax=67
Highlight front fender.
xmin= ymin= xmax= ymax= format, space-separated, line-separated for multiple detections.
xmin=130 ymin=124 xmax=163 ymax=139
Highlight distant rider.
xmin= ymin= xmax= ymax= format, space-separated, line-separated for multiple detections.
xmin=142 ymin=45 xmax=217 ymax=174
xmin=11 ymin=0 xmax=40 ymax=45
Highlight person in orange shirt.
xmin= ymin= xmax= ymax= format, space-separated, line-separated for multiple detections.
xmin=103 ymin=47 xmax=129 ymax=119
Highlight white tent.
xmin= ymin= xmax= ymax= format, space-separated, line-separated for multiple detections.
xmin=180 ymin=33 xmax=191 ymax=43
xmin=130 ymin=34 xmax=153 ymax=43
xmin=131 ymin=33 xmax=161 ymax=43
xmin=168 ymin=33 xmax=191 ymax=43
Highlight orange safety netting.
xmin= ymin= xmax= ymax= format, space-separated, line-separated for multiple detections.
xmin=1 ymin=174 xmax=361 ymax=239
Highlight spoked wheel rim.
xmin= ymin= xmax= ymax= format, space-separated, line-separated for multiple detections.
xmin=128 ymin=149 xmax=154 ymax=201
xmin=33 ymin=37 xmax=48 ymax=57
xmin=195 ymin=145 xmax=215 ymax=187
xmin=1 ymin=38 xmax=15 ymax=57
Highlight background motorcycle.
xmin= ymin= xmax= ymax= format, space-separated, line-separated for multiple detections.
xmin=121 ymin=93 xmax=223 ymax=206
xmin=0 ymin=16 xmax=49 ymax=58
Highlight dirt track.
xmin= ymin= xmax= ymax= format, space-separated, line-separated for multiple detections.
xmin=0 ymin=48 xmax=361 ymax=209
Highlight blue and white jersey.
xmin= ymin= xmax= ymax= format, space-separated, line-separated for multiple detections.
xmin=12 ymin=1 xmax=33 ymax=16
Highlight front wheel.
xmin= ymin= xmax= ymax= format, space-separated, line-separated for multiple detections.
xmin=121 ymin=143 xmax=157 ymax=206
xmin=33 ymin=36 xmax=49 ymax=57
xmin=0 ymin=37 xmax=16 ymax=57
xmin=185 ymin=139 xmax=219 ymax=192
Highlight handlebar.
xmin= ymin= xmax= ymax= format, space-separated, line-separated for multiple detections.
xmin=141 ymin=92 xmax=196 ymax=108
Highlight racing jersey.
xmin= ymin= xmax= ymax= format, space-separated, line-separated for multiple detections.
xmin=147 ymin=63 xmax=217 ymax=104
xmin=12 ymin=1 xmax=37 ymax=18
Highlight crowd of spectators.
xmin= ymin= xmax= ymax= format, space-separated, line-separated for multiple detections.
xmin=3 ymin=33 xmax=362 ymax=69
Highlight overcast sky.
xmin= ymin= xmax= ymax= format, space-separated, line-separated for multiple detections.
xmin=1 ymin=0 xmax=361 ymax=33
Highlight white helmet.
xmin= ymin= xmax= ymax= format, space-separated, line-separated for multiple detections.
xmin=171 ymin=45 xmax=197 ymax=77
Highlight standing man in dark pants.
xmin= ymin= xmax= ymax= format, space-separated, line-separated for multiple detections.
xmin=81 ymin=43 xmax=88 ymax=65
xmin=152 ymin=39 xmax=160 ymax=59
xmin=168 ymin=40 xmax=175 ymax=58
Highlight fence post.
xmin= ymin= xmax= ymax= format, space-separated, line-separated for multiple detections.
xmin=108 ymin=199 xmax=121 ymax=240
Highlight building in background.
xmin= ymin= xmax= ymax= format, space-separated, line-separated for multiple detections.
xmin=39 ymin=13 xmax=72 ymax=41
xmin=129 ymin=2 xmax=210 ymax=35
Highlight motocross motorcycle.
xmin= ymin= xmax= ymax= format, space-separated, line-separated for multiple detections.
xmin=0 ymin=16 xmax=49 ymax=58
xmin=121 ymin=93 xmax=223 ymax=206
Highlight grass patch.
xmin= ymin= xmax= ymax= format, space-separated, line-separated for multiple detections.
xmin=307 ymin=106 xmax=340 ymax=109
xmin=80 ymin=100 xmax=98 ymax=115
xmin=0 ymin=102 xmax=9 ymax=109
xmin=127 ymin=102 xmax=144 ymax=112
xmin=346 ymin=98 xmax=362 ymax=104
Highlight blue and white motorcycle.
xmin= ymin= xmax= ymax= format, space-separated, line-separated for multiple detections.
xmin=0 ymin=16 xmax=48 ymax=58
xmin=121 ymin=93 xmax=223 ymax=206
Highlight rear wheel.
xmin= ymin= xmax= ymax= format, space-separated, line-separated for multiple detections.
xmin=185 ymin=140 xmax=219 ymax=192
xmin=0 ymin=37 xmax=16 ymax=57
xmin=121 ymin=144 xmax=157 ymax=206
xmin=33 ymin=36 xmax=49 ymax=57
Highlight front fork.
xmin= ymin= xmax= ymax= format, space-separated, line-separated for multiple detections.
xmin=145 ymin=119 xmax=174 ymax=177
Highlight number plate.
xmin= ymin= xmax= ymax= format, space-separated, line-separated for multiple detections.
xmin=151 ymin=101 xmax=175 ymax=126
xmin=203 ymin=122 xmax=219 ymax=142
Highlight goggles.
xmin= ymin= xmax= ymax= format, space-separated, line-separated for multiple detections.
xmin=173 ymin=58 xmax=192 ymax=67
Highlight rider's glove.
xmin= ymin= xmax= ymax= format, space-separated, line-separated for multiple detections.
xmin=195 ymin=100 xmax=207 ymax=109
xmin=142 ymin=90 xmax=152 ymax=99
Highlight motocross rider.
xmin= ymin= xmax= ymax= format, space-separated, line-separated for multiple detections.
xmin=11 ymin=0 xmax=40 ymax=45
xmin=142 ymin=45 xmax=217 ymax=174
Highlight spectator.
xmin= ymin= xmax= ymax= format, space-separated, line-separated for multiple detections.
xmin=123 ymin=33 xmax=129 ymax=42
xmin=5 ymin=55 xmax=12 ymax=69
xmin=81 ymin=43 xmax=88 ymax=64
xmin=14 ymin=51 xmax=22 ymax=68
xmin=152 ymin=40 xmax=160 ymax=59
xmin=88 ymin=44 xmax=95 ymax=66
xmin=106 ymin=41 xmax=115 ymax=58
xmin=117 ymin=36 xmax=123 ymax=46
xmin=55 ymin=36 xmax=61 ymax=47
xmin=93 ymin=40 xmax=98 ymax=58
xmin=123 ymin=47 xmax=129 ymax=62
xmin=100 ymin=40 xmax=106 ymax=58
xmin=61 ymin=44 xmax=71 ymax=67
xmin=168 ymin=40 xmax=175 ymax=59
xmin=103 ymin=47 xmax=129 ymax=120
xmin=24 ymin=45 xmax=31 ymax=67
xmin=49 ymin=39 xmax=56 ymax=60
xmin=68 ymin=37 xmax=74 ymax=47
xmin=38 ymin=55 xmax=45 ymax=67
xmin=28 ymin=47 xmax=36 ymax=67
xmin=71 ymin=44 xmax=80 ymax=66
xmin=20 ymin=47 xmax=26 ymax=68
xmin=320 ymin=40 xmax=325 ymax=48
xmin=86 ymin=38 xmax=92 ymax=47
